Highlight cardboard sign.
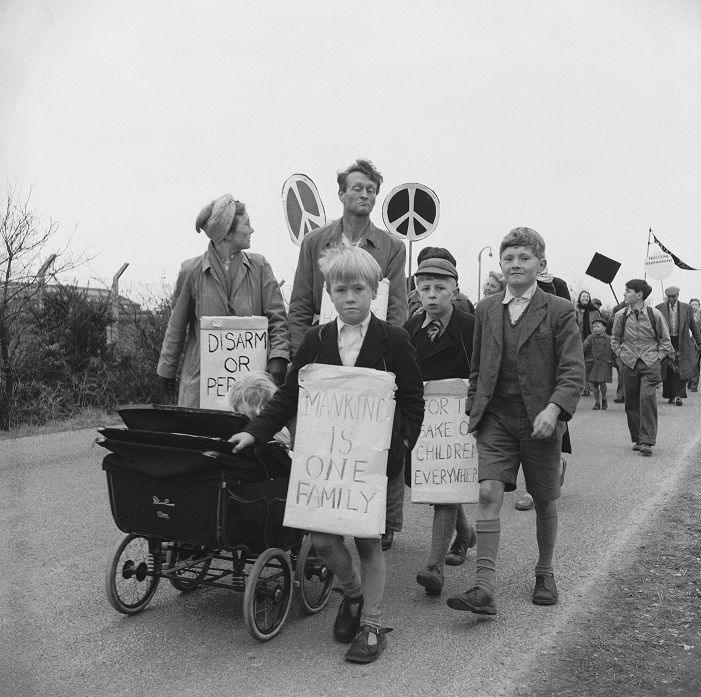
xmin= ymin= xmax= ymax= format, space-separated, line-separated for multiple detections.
xmin=585 ymin=252 xmax=621 ymax=285
xmin=282 ymin=173 xmax=326 ymax=246
xmin=283 ymin=364 xmax=396 ymax=538
xmin=382 ymin=182 xmax=440 ymax=242
xmin=317 ymin=278 xmax=390 ymax=324
xmin=645 ymin=243 xmax=674 ymax=281
xmin=411 ymin=379 xmax=479 ymax=504
xmin=199 ymin=316 xmax=268 ymax=410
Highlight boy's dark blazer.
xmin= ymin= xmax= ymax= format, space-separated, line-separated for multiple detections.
xmin=244 ymin=313 xmax=425 ymax=478
xmin=403 ymin=307 xmax=476 ymax=381
xmin=466 ymin=287 xmax=585 ymax=432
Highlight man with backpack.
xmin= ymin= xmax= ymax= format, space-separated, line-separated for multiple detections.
xmin=611 ymin=279 xmax=674 ymax=457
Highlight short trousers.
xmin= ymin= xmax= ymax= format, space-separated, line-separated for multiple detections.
xmin=475 ymin=398 xmax=563 ymax=501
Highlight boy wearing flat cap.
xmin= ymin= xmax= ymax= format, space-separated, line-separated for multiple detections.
xmin=404 ymin=256 xmax=477 ymax=595
xmin=655 ymin=286 xmax=701 ymax=407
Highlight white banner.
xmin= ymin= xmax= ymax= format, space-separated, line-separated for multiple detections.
xmin=645 ymin=243 xmax=674 ymax=281
xmin=317 ymin=277 xmax=390 ymax=325
xmin=283 ymin=364 xmax=396 ymax=537
xmin=199 ymin=316 xmax=268 ymax=410
xmin=411 ymin=379 xmax=479 ymax=504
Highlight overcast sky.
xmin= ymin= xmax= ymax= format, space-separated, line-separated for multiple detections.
xmin=2 ymin=0 xmax=700 ymax=308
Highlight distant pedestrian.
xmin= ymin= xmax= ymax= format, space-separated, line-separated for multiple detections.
xmin=611 ymin=279 xmax=674 ymax=457
xmin=446 ymin=227 xmax=584 ymax=617
xmin=582 ymin=317 xmax=614 ymax=409
xmin=575 ymin=291 xmax=601 ymax=396
xmin=655 ymin=287 xmax=701 ymax=406
xmin=689 ymin=298 xmax=701 ymax=392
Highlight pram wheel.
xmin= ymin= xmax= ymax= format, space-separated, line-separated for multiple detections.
xmin=106 ymin=534 xmax=160 ymax=614
xmin=243 ymin=548 xmax=293 ymax=642
xmin=166 ymin=543 xmax=212 ymax=592
xmin=294 ymin=533 xmax=334 ymax=614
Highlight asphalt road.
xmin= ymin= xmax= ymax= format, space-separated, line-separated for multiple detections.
xmin=2 ymin=391 xmax=700 ymax=697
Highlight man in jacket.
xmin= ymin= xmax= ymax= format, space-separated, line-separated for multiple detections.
xmin=611 ymin=279 xmax=674 ymax=456
xmin=287 ymin=158 xmax=409 ymax=550
xmin=655 ymin=286 xmax=701 ymax=406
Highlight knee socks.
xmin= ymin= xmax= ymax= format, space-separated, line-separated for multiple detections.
xmin=533 ymin=499 xmax=558 ymax=577
xmin=475 ymin=518 xmax=501 ymax=594
xmin=428 ymin=505 xmax=458 ymax=570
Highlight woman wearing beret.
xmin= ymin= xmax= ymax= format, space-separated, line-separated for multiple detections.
xmin=157 ymin=194 xmax=290 ymax=407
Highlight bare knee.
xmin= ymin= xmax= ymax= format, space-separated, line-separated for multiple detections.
xmin=479 ymin=480 xmax=504 ymax=506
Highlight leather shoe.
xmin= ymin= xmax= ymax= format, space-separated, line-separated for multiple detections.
xmin=613 ymin=397 xmax=625 ymax=403
xmin=446 ymin=586 xmax=497 ymax=615
xmin=333 ymin=594 xmax=363 ymax=643
xmin=532 ymin=574 xmax=558 ymax=605
xmin=639 ymin=444 xmax=653 ymax=456
xmin=344 ymin=625 xmax=392 ymax=664
xmin=515 ymin=492 xmax=534 ymax=511
xmin=381 ymin=531 xmax=393 ymax=551
xmin=416 ymin=564 xmax=444 ymax=596
xmin=632 ymin=443 xmax=641 ymax=451
xmin=675 ymin=397 xmax=683 ymax=406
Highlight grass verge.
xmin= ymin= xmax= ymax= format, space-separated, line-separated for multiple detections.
xmin=531 ymin=462 xmax=701 ymax=696
xmin=0 ymin=407 xmax=119 ymax=440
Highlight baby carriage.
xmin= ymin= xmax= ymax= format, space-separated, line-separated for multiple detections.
xmin=98 ymin=404 xmax=334 ymax=642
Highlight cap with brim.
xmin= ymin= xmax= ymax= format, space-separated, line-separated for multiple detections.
xmin=665 ymin=286 xmax=680 ymax=297
xmin=414 ymin=258 xmax=458 ymax=281
xmin=591 ymin=317 xmax=607 ymax=326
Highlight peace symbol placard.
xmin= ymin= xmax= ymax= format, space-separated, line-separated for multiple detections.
xmin=282 ymin=174 xmax=326 ymax=246
xmin=382 ymin=183 xmax=440 ymax=242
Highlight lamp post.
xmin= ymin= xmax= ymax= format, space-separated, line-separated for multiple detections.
xmin=477 ymin=245 xmax=493 ymax=301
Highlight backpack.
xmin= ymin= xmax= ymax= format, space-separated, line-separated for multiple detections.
xmin=614 ymin=306 xmax=660 ymax=344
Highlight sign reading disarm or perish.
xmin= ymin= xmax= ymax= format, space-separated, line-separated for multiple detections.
xmin=199 ymin=316 xmax=268 ymax=410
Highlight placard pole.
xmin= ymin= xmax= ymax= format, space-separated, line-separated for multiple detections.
xmin=408 ymin=240 xmax=413 ymax=280
xmin=608 ymin=283 xmax=620 ymax=306
xmin=644 ymin=228 xmax=652 ymax=281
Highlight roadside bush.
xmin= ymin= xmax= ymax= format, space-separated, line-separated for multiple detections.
xmin=5 ymin=282 xmax=171 ymax=429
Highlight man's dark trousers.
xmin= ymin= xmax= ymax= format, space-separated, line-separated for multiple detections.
xmin=621 ymin=358 xmax=661 ymax=446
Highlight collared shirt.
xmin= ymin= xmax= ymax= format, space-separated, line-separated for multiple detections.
xmin=336 ymin=312 xmax=372 ymax=366
xmin=667 ymin=301 xmax=679 ymax=335
xmin=610 ymin=301 xmax=674 ymax=369
xmin=502 ymin=282 xmax=538 ymax=323
xmin=420 ymin=305 xmax=454 ymax=337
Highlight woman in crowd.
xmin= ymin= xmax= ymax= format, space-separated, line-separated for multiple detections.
xmin=482 ymin=271 xmax=506 ymax=297
xmin=157 ymin=194 xmax=290 ymax=406
xmin=574 ymin=290 xmax=601 ymax=396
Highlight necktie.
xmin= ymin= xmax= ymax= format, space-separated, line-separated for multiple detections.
xmin=426 ymin=320 xmax=442 ymax=343
xmin=634 ymin=309 xmax=640 ymax=320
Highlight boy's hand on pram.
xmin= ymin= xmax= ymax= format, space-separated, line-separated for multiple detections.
xmin=229 ymin=432 xmax=255 ymax=453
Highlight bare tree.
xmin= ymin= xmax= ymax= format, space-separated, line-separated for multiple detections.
xmin=0 ymin=184 xmax=88 ymax=429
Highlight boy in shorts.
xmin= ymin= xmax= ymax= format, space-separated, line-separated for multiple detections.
xmin=447 ymin=227 xmax=584 ymax=615
xmin=230 ymin=245 xmax=424 ymax=662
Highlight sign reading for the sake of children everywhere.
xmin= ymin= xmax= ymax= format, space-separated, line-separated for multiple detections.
xmin=317 ymin=278 xmax=390 ymax=324
xmin=199 ymin=316 xmax=268 ymax=410
xmin=283 ymin=364 xmax=396 ymax=538
xmin=411 ymin=379 xmax=479 ymax=504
